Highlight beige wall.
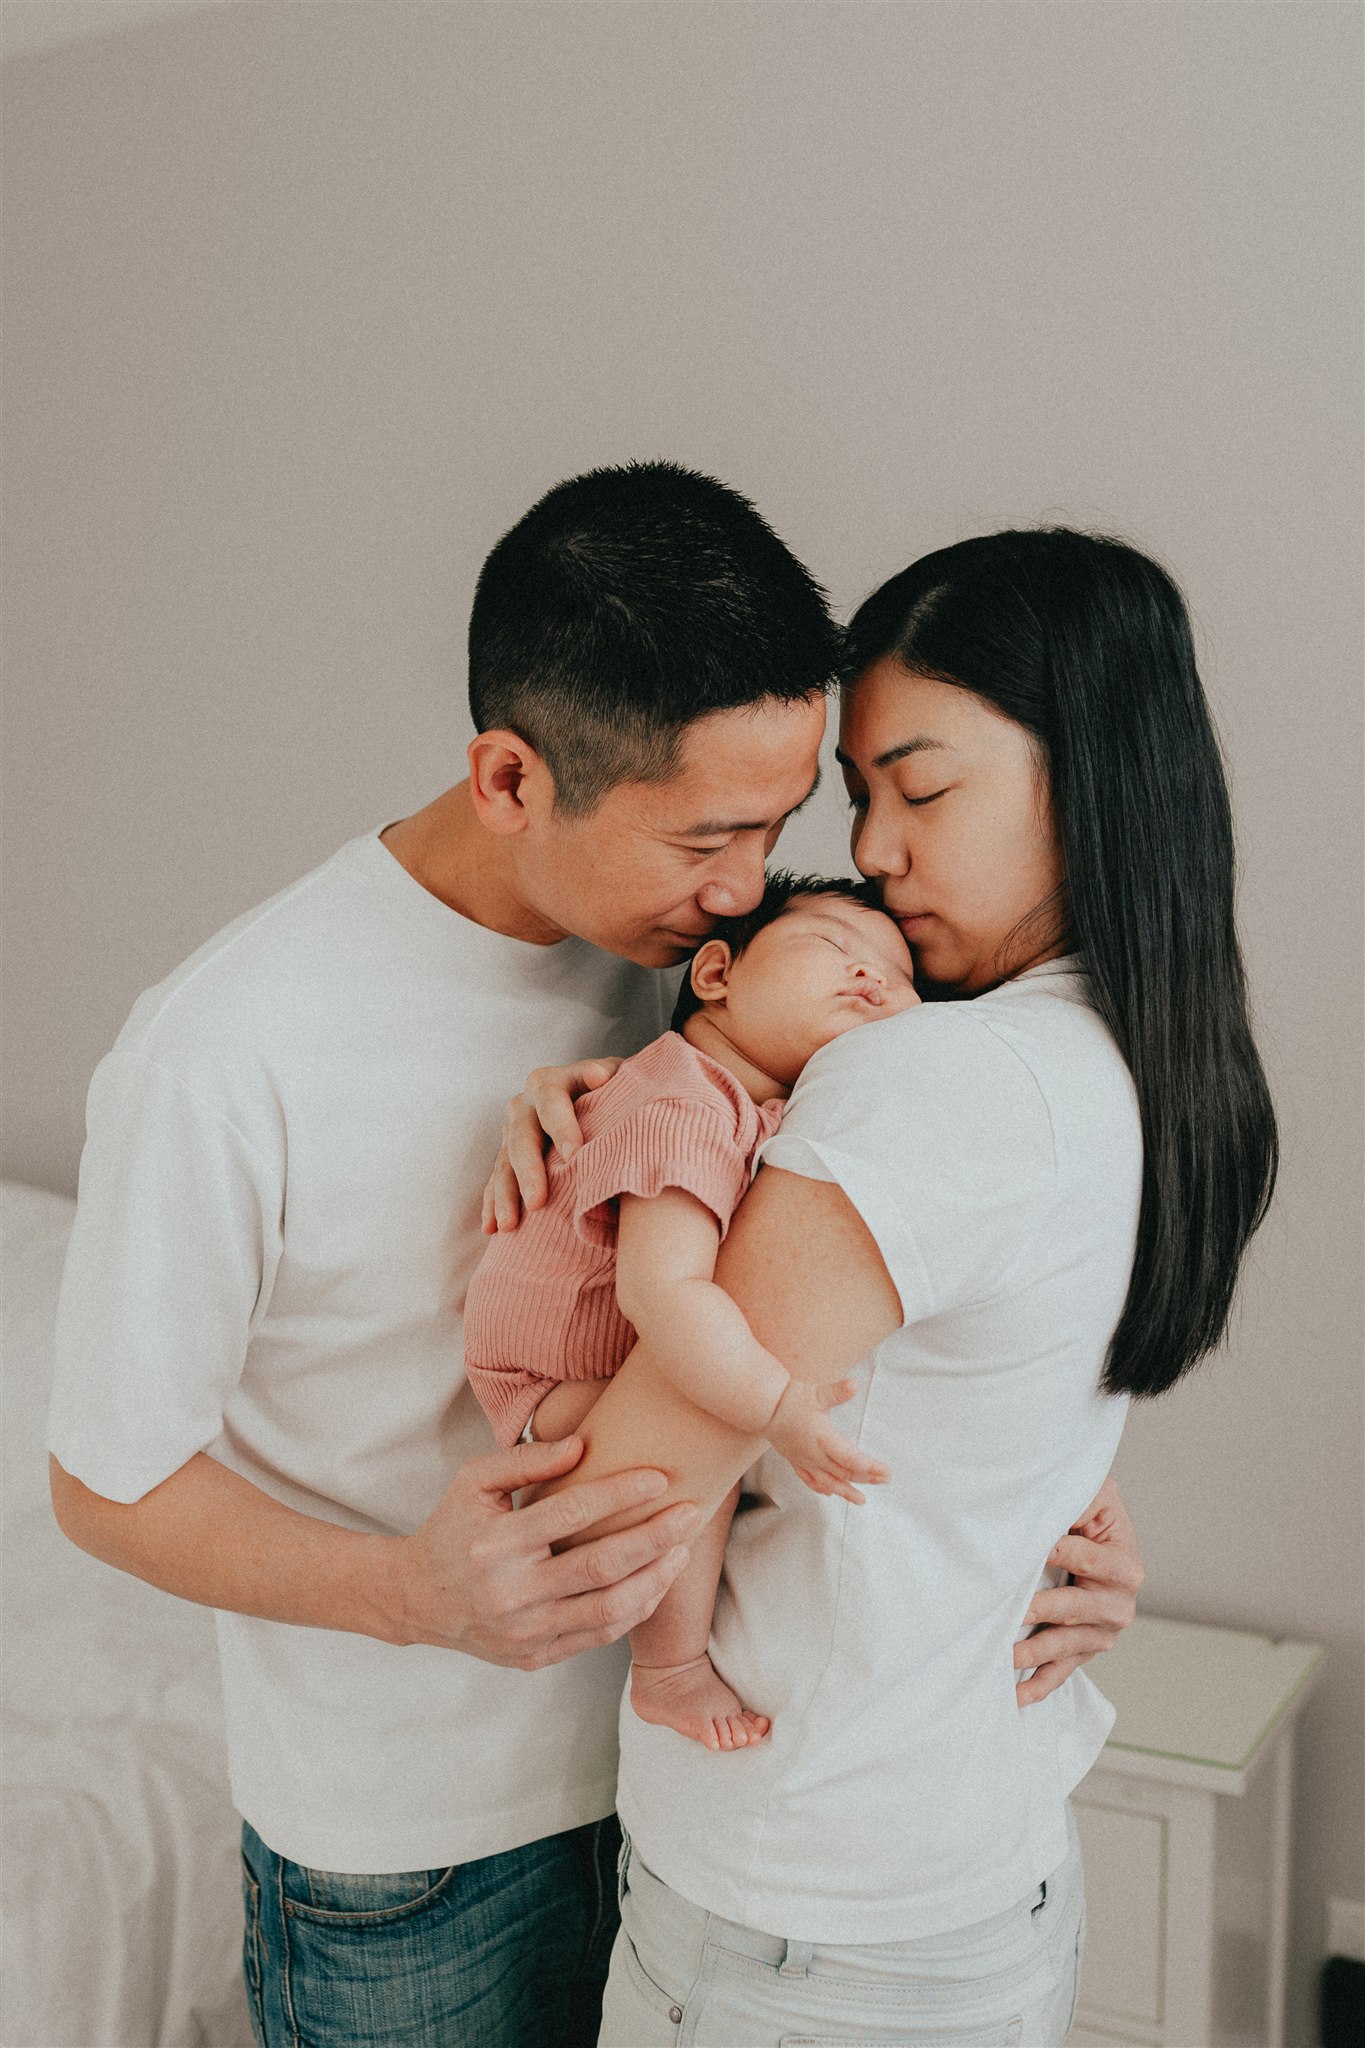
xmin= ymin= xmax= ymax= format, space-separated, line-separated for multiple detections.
xmin=3 ymin=4 xmax=1360 ymax=2040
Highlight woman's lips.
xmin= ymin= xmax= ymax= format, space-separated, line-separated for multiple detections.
xmin=895 ymin=913 xmax=933 ymax=935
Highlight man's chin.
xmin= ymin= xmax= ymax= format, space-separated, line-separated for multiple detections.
xmin=590 ymin=931 xmax=694 ymax=969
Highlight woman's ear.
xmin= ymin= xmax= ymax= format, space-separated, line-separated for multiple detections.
xmin=688 ymin=939 xmax=734 ymax=1008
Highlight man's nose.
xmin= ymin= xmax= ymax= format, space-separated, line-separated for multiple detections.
xmin=696 ymin=845 xmax=768 ymax=918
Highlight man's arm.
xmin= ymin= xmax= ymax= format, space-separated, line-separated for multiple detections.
xmin=50 ymin=1437 xmax=701 ymax=1671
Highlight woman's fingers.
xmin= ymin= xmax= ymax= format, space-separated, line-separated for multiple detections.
xmin=1049 ymin=1529 xmax=1144 ymax=1596
xmin=1016 ymin=1651 xmax=1091 ymax=1707
xmin=1024 ymin=1579 xmax=1135 ymax=1631
xmin=1015 ymin=1623 xmax=1118 ymax=1671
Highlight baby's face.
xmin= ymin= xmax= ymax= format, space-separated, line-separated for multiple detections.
xmin=707 ymin=895 xmax=920 ymax=1085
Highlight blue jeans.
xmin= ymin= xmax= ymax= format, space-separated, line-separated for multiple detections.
xmin=600 ymin=1811 xmax=1085 ymax=2046
xmin=240 ymin=1815 xmax=621 ymax=2048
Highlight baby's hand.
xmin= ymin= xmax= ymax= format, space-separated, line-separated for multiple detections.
xmin=765 ymin=1379 xmax=891 ymax=1505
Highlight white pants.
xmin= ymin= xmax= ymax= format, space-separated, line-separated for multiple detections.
xmin=599 ymin=1809 xmax=1085 ymax=2047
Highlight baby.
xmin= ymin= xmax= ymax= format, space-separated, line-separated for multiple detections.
xmin=464 ymin=872 xmax=921 ymax=1748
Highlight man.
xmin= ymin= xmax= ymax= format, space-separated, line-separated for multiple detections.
xmin=49 ymin=463 xmax=1141 ymax=2048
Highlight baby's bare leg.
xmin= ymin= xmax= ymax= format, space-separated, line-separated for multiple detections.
xmin=529 ymin=1380 xmax=607 ymax=1441
xmin=628 ymin=1484 xmax=770 ymax=1751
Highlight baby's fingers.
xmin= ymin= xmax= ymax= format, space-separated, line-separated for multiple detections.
xmin=813 ymin=1377 xmax=859 ymax=1411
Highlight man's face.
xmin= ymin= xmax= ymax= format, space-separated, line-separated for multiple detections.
xmin=518 ymin=694 xmax=827 ymax=966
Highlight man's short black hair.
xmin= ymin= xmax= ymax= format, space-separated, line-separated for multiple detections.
xmin=468 ymin=462 xmax=840 ymax=814
xmin=669 ymin=870 xmax=882 ymax=1030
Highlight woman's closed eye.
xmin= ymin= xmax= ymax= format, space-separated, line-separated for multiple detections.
xmin=902 ymin=789 xmax=948 ymax=808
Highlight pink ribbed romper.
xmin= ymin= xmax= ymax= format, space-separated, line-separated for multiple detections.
xmin=464 ymin=1032 xmax=785 ymax=1448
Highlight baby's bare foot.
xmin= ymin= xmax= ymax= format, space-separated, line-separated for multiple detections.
xmin=630 ymin=1656 xmax=770 ymax=1752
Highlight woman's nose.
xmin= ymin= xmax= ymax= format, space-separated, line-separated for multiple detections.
xmin=852 ymin=809 xmax=910 ymax=880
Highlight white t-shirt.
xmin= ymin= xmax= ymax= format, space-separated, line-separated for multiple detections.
xmin=615 ymin=960 xmax=1140 ymax=1944
xmin=48 ymin=830 xmax=668 ymax=1873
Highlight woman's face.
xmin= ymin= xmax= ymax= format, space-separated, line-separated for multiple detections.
xmin=838 ymin=659 xmax=1066 ymax=995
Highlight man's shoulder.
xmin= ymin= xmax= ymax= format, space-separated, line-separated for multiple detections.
xmin=114 ymin=837 xmax=374 ymax=1076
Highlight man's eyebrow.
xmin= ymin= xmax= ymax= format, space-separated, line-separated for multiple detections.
xmin=834 ymin=737 xmax=947 ymax=770
xmin=680 ymin=765 xmax=821 ymax=837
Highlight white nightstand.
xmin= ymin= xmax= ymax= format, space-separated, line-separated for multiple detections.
xmin=1070 ymin=1614 xmax=1323 ymax=2048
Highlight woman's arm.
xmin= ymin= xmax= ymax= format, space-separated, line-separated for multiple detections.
xmin=615 ymin=1185 xmax=892 ymax=1502
xmin=502 ymin=1066 xmax=1144 ymax=1696
xmin=536 ymin=1164 xmax=900 ymax=1534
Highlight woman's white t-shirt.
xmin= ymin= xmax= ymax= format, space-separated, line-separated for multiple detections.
xmin=615 ymin=959 xmax=1141 ymax=1944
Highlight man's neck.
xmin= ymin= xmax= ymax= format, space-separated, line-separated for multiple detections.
xmin=379 ymin=782 xmax=565 ymax=946
xmin=681 ymin=1012 xmax=789 ymax=1107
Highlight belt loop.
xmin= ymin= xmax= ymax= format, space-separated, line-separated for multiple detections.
xmin=778 ymin=1937 xmax=813 ymax=1977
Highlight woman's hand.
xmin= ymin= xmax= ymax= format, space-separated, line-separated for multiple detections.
xmin=481 ymin=1057 xmax=622 ymax=1234
xmin=765 ymin=1378 xmax=892 ymax=1505
xmin=1014 ymin=1475 xmax=1145 ymax=1705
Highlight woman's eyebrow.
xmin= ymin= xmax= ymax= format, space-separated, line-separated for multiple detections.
xmin=835 ymin=736 xmax=948 ymax=771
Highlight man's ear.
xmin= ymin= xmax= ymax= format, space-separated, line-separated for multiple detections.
xmin=688 ymin=939 xmax=734 ymax=1008
xmin=467 ymin=730 xmax=557 ymax=835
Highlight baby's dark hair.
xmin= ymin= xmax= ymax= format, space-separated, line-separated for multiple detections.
xmin=670 ymin=870 xmax=882 ymax=1030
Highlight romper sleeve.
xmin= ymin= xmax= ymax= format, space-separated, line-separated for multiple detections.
xmin=757 ymin=1005 xmax=1057 ymax=1325
xmin=571 ymin=1097 xmax=752 ymax=1249
xmin=47 ymin=1045 xmax=283 ymax=1503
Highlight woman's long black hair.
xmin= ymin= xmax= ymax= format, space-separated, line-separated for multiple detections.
xmin=843 ymin=529 xmax=1278 ymax=1399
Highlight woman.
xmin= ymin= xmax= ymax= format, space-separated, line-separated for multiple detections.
xmin=515 ymin=529 xmax=1277 ymax=2044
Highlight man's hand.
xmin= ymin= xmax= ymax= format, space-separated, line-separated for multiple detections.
xmin=392 ymin=1432 xmax=699 ymax=1670
xmin=1014 ymin=1475 xmax=1144 ymax=1705
xmin=766 ymin=1378 xmax=892 ymax=1505
xmin=481 ymin=1057 xmax=621 ymax=1233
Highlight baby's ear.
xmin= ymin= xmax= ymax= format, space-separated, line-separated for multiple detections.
xmin=689 ymin=939 xmax=734 ymax=1006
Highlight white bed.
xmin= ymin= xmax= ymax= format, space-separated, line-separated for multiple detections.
xmin=1 ymin=1182 xmax=253 ymax=2048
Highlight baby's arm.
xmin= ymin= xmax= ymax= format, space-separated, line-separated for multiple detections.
xmin=615 ymin=1188 xmax=890 ymax=1502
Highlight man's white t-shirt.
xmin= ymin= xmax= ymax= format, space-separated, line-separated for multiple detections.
xmin=615 ymin=960 xmax=1141 ymax=1945
xmin=48 ymin=830 xmax=668 ymax=1873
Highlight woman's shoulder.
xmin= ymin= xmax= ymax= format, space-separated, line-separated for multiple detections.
xmin=971 ymin=963 xmax=1138 ymax=1127
xmin=786 ymin=959 xmax=1136 ymax=1156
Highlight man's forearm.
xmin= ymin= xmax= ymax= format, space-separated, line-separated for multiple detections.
xmin=50 ymin=1452 xmax=411 ymax=1642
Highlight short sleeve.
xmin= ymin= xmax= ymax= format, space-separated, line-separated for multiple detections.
xmin=571 ymin=1098 xmax=751 ymax=1248
xmin=47 ymin=1046 xmax=283 ymax=1502
xmin=758 ymin=1007 xmax=1056 ymax=1324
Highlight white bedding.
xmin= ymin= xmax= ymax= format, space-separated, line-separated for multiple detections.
xmin=1 ymin=1182 xmax=252 ymax=2048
